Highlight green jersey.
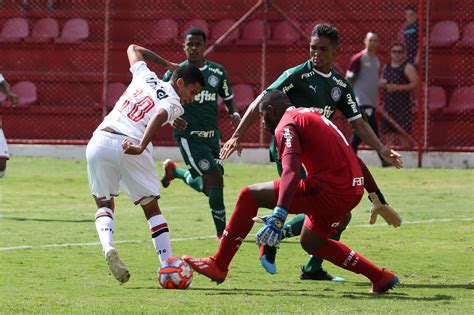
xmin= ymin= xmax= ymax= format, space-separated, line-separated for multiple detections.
xmin=266 ymin=60 xmax=362 ymax=121
xmin=163 ymin=60 xmax=233 ymax=139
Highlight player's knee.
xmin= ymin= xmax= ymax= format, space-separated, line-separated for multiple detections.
xmin=337 ymin=213 xmax=352 ymax=231
xmin=300 ymin=232 xmax=326 ymax=254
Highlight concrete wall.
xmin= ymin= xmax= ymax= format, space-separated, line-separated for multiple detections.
xmin=8 ymin=144 xmax=474 ymax=168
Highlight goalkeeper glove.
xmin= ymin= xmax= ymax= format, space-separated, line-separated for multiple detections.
xmin=368 ymin=191 xmax=402 ymax=228
xmin=253 ymin=206 xmax=288 ymax=247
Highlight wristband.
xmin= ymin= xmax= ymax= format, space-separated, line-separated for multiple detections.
xmin=230 ymin=112 xmax=241 ymax=119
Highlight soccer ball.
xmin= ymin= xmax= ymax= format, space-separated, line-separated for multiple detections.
xmin=157 ymin=256 xmax=193 ymax=289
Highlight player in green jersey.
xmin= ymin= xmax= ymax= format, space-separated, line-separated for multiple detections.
xmin=221 ymin=24 xmax=402 ymax=280
xmin=160 ymin=28 xmax=241 ymax=239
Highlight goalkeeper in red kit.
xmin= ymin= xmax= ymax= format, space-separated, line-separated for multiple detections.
xmin=183 ymin=91 xmax=400 ymax=294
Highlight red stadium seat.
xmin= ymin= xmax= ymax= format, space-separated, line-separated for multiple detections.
xmin=238 ymin=19 xmax=271 ymax=46
xmin=457 ymin=22 xmax=474 ymax=47
xmin=211 ymin=19 xmax=240 ymax=44
xmin=11 ymin=81 xmax=37 ymax=106
xmin=445 ymin=86 xmax=474 ymax=114
xmin=232 ymin=84 xmax=255 ymax=111
xmin=107 ymin=82 xmax=127 ymax=109
xmin=148 ymin=18 xmax=178 ymax=44
xmin=28 ymin=18 xmax=59 ymax=43
xmin=270 ymin=21 xmax=301 ymax=45
xmin=0 ymin=92 xmax=6 ymax=103
xmin=430 ymin=20 xmax=460 ymax=47
xmin=56 ymin=18 xmax=89 ymax=43
xmin=427 ymin=86 xmax=446 ymax=112
xmin=181 ymin=19 xmax=209 ymax=39
xmin=0 ymin=17 xmax=29 ymax=42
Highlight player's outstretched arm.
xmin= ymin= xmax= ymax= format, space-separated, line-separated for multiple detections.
xmin=350 ymin=118 xmax=403 ymax=168
xmin=0 ymin=79 xmax=19 ymax=107
xmin=220 ymin=93 xmax=263 ymax=159
xmin=122 ymin=108 xmax=169 ymax=155
xmin=223 ymin=99 xmax=241 ymax=127
xmin=126 ymin=44 xmax=178 ymax=71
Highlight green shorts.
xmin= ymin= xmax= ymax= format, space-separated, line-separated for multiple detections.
xmin=269 ymin=136 xmax=306 ymax=179
xmin=176 ymin=136 xmax=223 ymax=178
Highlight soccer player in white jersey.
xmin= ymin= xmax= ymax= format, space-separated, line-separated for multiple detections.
xmin=0 ymin=73 xmax=19 ymax=178
xmin=86 ymin=44 xmax=205 ymax=284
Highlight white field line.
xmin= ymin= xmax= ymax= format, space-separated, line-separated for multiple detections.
xmin=0 ymin=217 xmax=472 ymax=252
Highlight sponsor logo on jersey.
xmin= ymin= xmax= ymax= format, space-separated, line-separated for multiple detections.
xmin=283 ymin=127 xmax=292 ymax=148
xmin=308 ymin=84 xmax=317 ymax=94
xmin=195 ymin=90 xmax=217 ymax=104
xmin=145 ymin=75 xmax=159 ymax=88
xmin=208 ymin=75 xmax=219 ymax=88
xmin=198 ymin=159 xmax=211 ymax=171
xmin=222 ymin=79 xmax=231 ymax=97
xmin=332 ymin=76 xmax=347 ymax=88
xmin=310 ymin=106 xmax=335 ymax=118
xmin=346 ymin=93 xmax=358 ymax=113
xmin=208 ymin=67 xmax=223 ymax=76
xmin=301 ymin=70 xmax=316 ymax=79
xmin=352 ymin=177 xmax=364 ymax=186
xmin=282 ymin=83 xmax=294 ymax=94
xmin=156 ymin=89 xmax=168 ymax=100
xmin=331 ymin=87 xmax=342 ymax=101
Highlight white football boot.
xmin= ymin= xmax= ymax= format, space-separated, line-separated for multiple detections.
xmin=105 ymin=248 xmax=130 ymax=283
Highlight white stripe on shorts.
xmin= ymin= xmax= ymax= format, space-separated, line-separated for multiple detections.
xmin=180 ymin=138 xmax=203 ymax=176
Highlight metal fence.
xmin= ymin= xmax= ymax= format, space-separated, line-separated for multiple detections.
xmin=0 ymin=0 xmax=472 ymax=162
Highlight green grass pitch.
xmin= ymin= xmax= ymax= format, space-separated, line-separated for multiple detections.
xmin=0 ymin=157 xmax=473 ymax=313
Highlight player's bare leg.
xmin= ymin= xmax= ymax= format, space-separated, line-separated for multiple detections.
xmin=0 ymin=157 xmax=7 ymax=178
xmin=300 ymin=223 xmax=399 ymax=293
xmin=94 ymin=197 xmax=130 ymax=284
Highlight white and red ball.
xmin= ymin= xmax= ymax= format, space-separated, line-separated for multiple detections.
xmin=157 ymin=256 xmax=193 ymax=289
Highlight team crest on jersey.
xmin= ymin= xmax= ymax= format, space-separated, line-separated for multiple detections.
xmin=331 ymin=87 xmax=342 ymax=101
xmin=198 ymin=159 xmax=211 ymax=171
xmin=208 ymin=75 xmax=219 ymax=88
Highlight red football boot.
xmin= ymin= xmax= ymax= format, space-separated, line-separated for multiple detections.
xmin=370 ymin=268 xmax=399 ymax=294
xmin=161 ymin=159 xmax=176 ymax=188
xmin=182 ymin=256 xmax=228 ymax=284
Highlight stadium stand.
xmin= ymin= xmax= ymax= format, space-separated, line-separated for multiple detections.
xmin=0 ymin=17 xmax=29 ymax=42
xmin=445 ymin=86 xmax=474 ymax=114
xmin=106 ymin=82 xmax=127 ymax=110
xmin=231 ymin=84 xmax=254 ymax=112
xmin=269 ymin=21 xmax=301 ymax=45
xmin=238 ymin=19 xmax=271 ymax=46
xmin=430 ymin=20 xmax=460 ymax=47
xmin=55 ymin=18 xmax=89 ymax=43
xmin=28 ymin=17 xmax=59 ymax=43
xmin=181 ymin=19 xmax=209 ymax=38
xmin=149 ymin=18 xmax=179 ymax=44
xmin=210 ymin=19 xmax=240 ymax=45
xmin=427 ymin=86 xmax=446 ymax=112
xmin=11 ymin=81 xmax=37 ymax=106
xmin=457 ymin=21 xmax=474 ymax=46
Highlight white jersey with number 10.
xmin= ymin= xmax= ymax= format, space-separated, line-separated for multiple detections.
xmin=97 ymin=61 xmax=184 ymax=141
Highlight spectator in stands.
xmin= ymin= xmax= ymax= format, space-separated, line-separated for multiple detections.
xmin=0 ymin=73 xmax=19 ymax=178
xmin=399 ymin=5 xmax=419 ymax=65
xmin=346 ymin=32 xmax=388 ymax=166
xmin=379 ymin=42 xmax=417 ymax=147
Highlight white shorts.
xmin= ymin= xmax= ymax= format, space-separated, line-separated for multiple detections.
xmin=0 ymin=129 xmax=9 ymax=159
xmin=86 ymin=130 xmax=159 ymax=204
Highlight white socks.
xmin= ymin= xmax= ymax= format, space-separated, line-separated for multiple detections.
xmin=95 ymin=207 xmax=114 ymax=256
xmin=148 ymin=215 xmax=172 ymax=265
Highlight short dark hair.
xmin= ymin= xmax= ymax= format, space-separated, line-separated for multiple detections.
xmin=184 ymin=27 xmax=206 ymax=43
xmin=260 ymin=90 xmax=292 ymax=112
xmin=405 ymin=5 xmax=416 ymax=12
xmin=311 ymin=23 xmax=339 ymax=46
xmin=391 ymin=41 xmax=406 ymax=51
xmin=170 ymin=64 xmax=206 ymax=87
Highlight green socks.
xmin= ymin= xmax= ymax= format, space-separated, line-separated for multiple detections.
xmin=171 ymin=167 xmax=203 ymax=193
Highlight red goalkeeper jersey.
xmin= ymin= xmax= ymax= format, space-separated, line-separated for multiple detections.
xmin=274 ymin=107 xmax=364 ymax=208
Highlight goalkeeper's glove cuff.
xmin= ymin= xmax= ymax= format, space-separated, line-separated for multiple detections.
xmin=272 ymin=205 xmax=288 ymax=221
xmin=368 ymin=191 xmax=388 ymax=205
